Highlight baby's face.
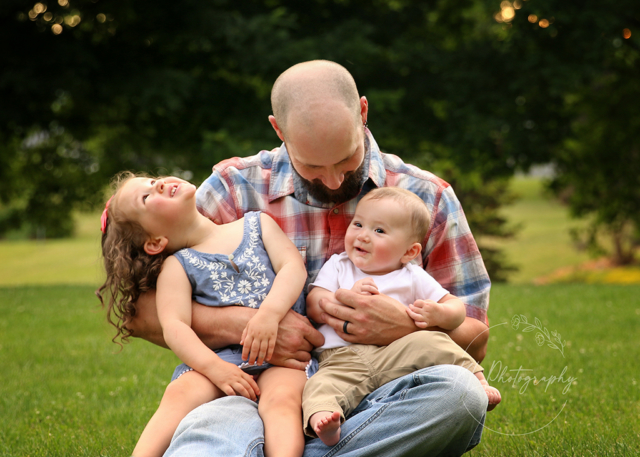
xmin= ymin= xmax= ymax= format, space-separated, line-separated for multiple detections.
xmin=344 ymin=197 xmax=417 ymax=275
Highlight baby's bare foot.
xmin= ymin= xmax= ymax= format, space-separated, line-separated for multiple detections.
xmin=484 ymin=384 xmax=502 ymax=411
xmin=311 ymin=411 xmax=341 ymax=446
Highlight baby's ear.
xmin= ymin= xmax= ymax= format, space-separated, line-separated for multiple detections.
xmin=401 ymin=242 xmax=422 ymax=264
xmin=144 ymin=236 xmax=169 ymax=256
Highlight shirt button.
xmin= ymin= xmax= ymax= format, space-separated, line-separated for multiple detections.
xmin=333 ymin=208 xmax=339 ymax=214
xmin=228 ymin=254 xmax=234 ymax=260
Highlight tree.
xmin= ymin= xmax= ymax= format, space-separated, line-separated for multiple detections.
xmin=5 ymin=0 xmax=638 ymax=273
xmin=1 ymin=0 xmax=521 ymax=279
xmin=550 ymin=67 xmax=640 ymax=264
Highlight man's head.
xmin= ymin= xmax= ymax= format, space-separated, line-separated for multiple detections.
xmin=269 ymin=60 xmax=369 ymax=203
xmin=344 ymin=187 xmax=431 ymax=275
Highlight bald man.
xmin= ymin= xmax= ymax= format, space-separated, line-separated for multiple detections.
xmin=130 ymin=60 xmax=490 ymax=456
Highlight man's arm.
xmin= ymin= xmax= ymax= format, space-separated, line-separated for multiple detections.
xmin=126 ymin=290 xmax=324 ymax=370
xmin=319 ymin=289 xmax=489 ymax=362
xmin=438 ymin=316 xmax=489 ymax=362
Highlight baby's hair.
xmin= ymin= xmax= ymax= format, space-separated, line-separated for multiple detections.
xmin=361 ymin=187 xmax=431 ymax=243
xmin=95 ymin=171 xmax=169 ymax=345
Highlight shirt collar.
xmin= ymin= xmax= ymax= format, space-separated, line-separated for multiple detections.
xmin=268 ymin=128 xmax=387 ymax=204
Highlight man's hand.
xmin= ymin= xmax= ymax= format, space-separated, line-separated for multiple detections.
xmin=319 ymin=289 xmax=417 ymax=346
xmin=320 ymin=290 xmax=489 ymax=362
xmin=266 ymin=310 xmax=324 ymax=370
xmin=127 ymin=291 xmax=324 ymax=370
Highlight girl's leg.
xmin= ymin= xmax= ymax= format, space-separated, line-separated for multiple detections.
xmin=257 ymin=367 xmax=307 ymax=457
xmin=133 ymin=370 xmax=223 ymax=457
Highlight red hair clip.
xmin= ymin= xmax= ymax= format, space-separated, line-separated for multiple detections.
xmin=100 ymin=196 xmax=113 ymax=234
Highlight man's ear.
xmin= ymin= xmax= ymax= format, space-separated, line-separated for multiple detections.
xmin=401 ymin=242 xmax=422 ymax=264
xmin=268 ymin=115 xmax=285 ymax=142
xmin=144 ymin=236 xmax=169 ymax=256
xmin=360 ymin=96 xmax=369 ymax=125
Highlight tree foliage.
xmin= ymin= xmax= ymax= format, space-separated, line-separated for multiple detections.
xmin=2 ymin=0 xmax=639 ymax=273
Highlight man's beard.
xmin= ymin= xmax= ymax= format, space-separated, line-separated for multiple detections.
xmin=293 ymin=160 xmax=366 ymax=204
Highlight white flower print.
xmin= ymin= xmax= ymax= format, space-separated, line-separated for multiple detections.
xmin=177 ymin=213 xmax=273 ymax=308
xmin=238 ymin=280 xmax=252 ymax=294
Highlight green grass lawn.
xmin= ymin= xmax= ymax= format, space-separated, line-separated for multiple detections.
xmin=1 ymin=284 xmax=638 ymax=456
xmin=0 ymin=212 xmax=104 ymax=287
xmin=1 ymin=177 xmax=638 ymax=455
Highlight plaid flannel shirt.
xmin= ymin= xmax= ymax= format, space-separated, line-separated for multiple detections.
xmin=196 ymin=130 xmax=490 ymax=325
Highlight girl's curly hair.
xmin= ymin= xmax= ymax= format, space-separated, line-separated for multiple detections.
xmin=95 ymin=171 xmax=170 ymax=345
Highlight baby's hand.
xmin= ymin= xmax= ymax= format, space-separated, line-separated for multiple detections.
xmin=207 ymin=360 xmax=260 ymax=401
xmin=241 ymin=312 xmax=279 ymax=366
xmin=406 ymin=299 xmax=444 ymax=328
xmin=351 ymin=278 xmax=379 ymax=296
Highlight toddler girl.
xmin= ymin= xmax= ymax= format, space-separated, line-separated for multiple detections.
xmin=97 ymin=172 xmax=313 ymax=457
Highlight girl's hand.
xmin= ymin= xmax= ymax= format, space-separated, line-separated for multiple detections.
xmin=207 ymin=360 xmax=260 ymax=401
xmin=241 ymin=312 xmax=279 ymax=366
xmin=351 ymin=278 xmax=379 ymax=296
xmin=406 ymin=299 xmax=444 ymax=328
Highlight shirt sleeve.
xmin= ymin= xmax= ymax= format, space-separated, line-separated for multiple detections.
xmin=196 ymin=169 xmax=240 ymax=224
xmin=308 ymin=254 xmax=341 ymax=293
xmin=423 ymin=185 xmax=490 ymax=325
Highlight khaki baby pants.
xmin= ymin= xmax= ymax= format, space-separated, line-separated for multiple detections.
xmin=302 ymin=331 xmax=482 ymax=437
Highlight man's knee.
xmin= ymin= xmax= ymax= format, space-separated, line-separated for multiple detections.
xmin=167 ymin=397 xmax=265 ymax=457
xmin=417 ymin=365 xmax=488 ymax=417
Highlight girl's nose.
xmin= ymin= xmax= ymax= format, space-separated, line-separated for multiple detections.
xmin=155 ymin=180 xmax=165 ymax=193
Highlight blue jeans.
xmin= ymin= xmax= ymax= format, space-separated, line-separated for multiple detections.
xmin=164 ymin=365 xmax=487 ymax=457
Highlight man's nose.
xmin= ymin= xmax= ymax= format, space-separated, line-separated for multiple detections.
xmin=321 ymin=169 xmax=344 ymax=190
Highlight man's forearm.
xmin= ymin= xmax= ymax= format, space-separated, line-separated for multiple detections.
xmin=438 ymin=317 xmax=489 ymax=363
xmin=127 ymin=290 xmax=322 ymax=370
xmin=127 ymin=290 xmax=256 ymax=350
xmin=191 ymin=304 xmax=257 ymax=349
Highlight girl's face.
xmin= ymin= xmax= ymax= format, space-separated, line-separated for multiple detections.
xmin=117 ymin=176 xmax=197 ymax=237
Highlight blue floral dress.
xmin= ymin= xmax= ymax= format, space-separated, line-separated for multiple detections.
xmin=170 ymin=211 xmax=317 ymax=381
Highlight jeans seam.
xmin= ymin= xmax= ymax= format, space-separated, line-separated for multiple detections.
xmin=245 ymin=437 xmax=264 ymax=457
